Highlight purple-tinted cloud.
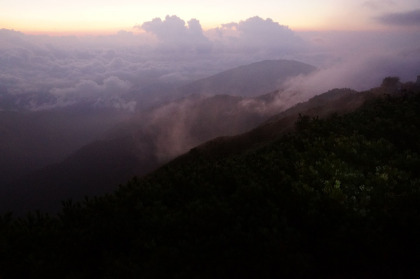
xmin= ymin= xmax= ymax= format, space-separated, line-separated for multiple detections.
xmin=238 ymin=17 xmax=298 ymax=45
xmin=211 ymin=17 xmax=302 ymax=50
xmin=376 ymin=9 xmax=420 ymax=26
xmin=139 ymin=15 xmax=210 ymax=48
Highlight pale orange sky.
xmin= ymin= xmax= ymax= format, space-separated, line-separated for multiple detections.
xmin=1 ymin=0 xmax=419 ymax=35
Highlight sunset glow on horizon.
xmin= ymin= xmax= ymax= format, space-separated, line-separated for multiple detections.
xmin=1 ymin=0 xmax=420 ymax=36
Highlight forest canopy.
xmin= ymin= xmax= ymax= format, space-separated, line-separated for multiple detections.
xmin=1 ymin=82 xmax=420 ymax=278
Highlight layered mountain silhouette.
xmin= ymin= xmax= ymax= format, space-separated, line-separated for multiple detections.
xmin=1 ymin=59 xmax=387 ymax=213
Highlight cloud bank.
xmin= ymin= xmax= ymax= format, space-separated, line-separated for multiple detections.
xmin=49 ymin=76 xmax=135 ymax=111
xmin=139 ymin=15 xmax=210 ymax=49
xmin=1 ymin=14 xmax=420 ymax=111
xmin=375 ymin=9 xmax=420 ymax=26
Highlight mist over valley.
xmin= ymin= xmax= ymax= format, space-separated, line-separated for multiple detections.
xmin=1 ymin=58 xmax=319 ymax=212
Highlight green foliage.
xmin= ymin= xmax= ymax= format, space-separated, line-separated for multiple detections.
xmin=1 ymin=88 xmax=420 ymax=278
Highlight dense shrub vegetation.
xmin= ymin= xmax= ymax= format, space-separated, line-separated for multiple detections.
xmin=1 ymin=86 xmax=420 ymax=278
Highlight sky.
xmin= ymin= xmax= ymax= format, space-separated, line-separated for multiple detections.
xmin=1 ymin=0 xmax=420 ymax=34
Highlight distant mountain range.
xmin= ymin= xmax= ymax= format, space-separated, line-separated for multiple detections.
xmin=179 ymin=59 xmax=316 ymax=97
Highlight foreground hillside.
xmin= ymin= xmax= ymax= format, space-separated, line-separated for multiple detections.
xmin=1 ymin=82 xmax=419 ymax=278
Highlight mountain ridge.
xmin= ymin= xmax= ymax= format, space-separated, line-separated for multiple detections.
xmin=3 ymin=80 xmax=402 ymax=213
xmin=1 ymin=78 xmax=419 ymax=278
xmin=178 ymin=59 xmax=316 ymax=97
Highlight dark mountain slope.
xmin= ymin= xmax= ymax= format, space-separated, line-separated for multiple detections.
xmin=188 ymin=77 xmax=415 ymax=161
xmin=184 ymin=87 xmax=367 ymax=160
xmin=1 ymin=82 xmax=419 ymax=278
xmin=3 ymin=83 xmax=394 ymax=213
xmin=3 ymin=94 xmax=268 ymax=213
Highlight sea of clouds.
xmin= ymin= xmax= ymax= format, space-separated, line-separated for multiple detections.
xmin=1 ymin=13 xmax=419 ymax=111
